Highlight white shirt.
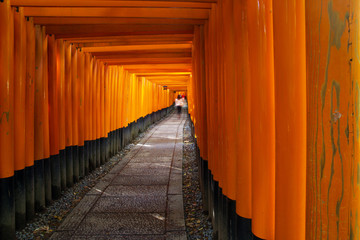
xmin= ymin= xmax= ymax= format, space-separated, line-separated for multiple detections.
xmin=175 ymin=98 xmax=183 ymax=107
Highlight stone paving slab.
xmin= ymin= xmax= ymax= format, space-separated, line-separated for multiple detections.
xmin=149 ymin=136 xmax=181 ymax=141
xmin=146 ymin=138 xmax=176 ymax=144
xmin=150 ymin=133 xmax=178 ymax=138
xmin=131 ymin=156 xmax=172 ymax=163
xmin=119 ymin=165 xmax=170 ymax=176
xmin=49 ymin=231 xmax=76 ymax=240
xmin=87 ymin=181 xmax=110 ymax=195
xmin=75 ymin=212 xmax=165 ymax=235
xmin=51 ymin=113 xmax=187 ymax=239
xmin=168 ymin=172 xmax=183 ymax=195
xmin=135 ymin=149 xmax=174 ymax=158
xmin=103 ymin=185 xmax=167 ymax=197
xmin=144 ymin=142 xmax=176 ymax=149
xmin=166 ymin=195 xmax=186 ymax=232
xmin=166 ymin=231 xmax=187 ymax=240
xmin=91 ymin=196 xmax=167 ymax=213
xmin=58 ymin=195 xmax=99 ymax=230
xmin=124 ymin=162 xmax=172 ymax=169
xmin=111 ymin=174 xmax=169 ymax=185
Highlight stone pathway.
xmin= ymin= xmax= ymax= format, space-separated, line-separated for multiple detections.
xmin=50 ymin=112 xmax=186 ymax=240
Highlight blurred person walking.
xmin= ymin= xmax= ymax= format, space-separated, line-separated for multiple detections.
xmin=175 ymin=95 xmax=183 ymax=118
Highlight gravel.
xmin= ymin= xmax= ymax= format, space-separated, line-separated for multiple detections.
xmin=16 ymin=122 xmax=158 ymax=240
xmin=182 ymin=118 xmax=213 ymax=240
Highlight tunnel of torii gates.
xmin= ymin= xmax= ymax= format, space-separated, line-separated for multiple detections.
xmin=0 ymin=0 xmax=360 ymax=239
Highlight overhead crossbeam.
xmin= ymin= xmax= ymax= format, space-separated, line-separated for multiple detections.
xmin=135 ymin=72 xmax=191 ymax=77
xmin=23 ymin=7 xmax=209 ymax=19
xmin=143 ymin=75 xmax=189 ymax=79
xmin=12 ymin=0 xmax=212 ymax=8
xmin=44 ymin=24 xmax=194 ymax=38
xmin=95 ymin=53 xmax=192 ymax=61
xmin=33 ymin=17 xmax=206 ymax=25
xmin=102 ymin=58 xmax=192 ymax=65
xmin=75 ymin=41 xmax=192 ymax=48
xmin=65 ymin=34 xmax=193 ymax=43
xmin=122 ymin=63 xmax=191 ymax=70
xmin=127 ymin=69 xmax=191 ymax=73
xmin=82 ymin=44 xmax=192 ymax=53
xmin=20 ymin=2 xmax=196 ymax=88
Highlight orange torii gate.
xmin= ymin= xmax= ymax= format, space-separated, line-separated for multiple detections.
xmin=0 ymin=0 xmax=359 ymax=239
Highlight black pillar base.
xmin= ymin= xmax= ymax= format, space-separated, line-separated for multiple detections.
xmin=254 ymin=234 xmax=265 ymax=240
xmin=139 ymin=117 xmax=144 ymax=133
xmin=117 ymin=129 xmax=121 ymax=152
xmin=123 ymin=127 xmax=128 ymax=146
xmin=43 ymin=157 xmax=52 ymax=206
xmin=116 ymin=129 xmax=119 ymax=153
xmin=59 ymin=149 xmax=66 ymax=191
xmin=213 ymin=180 xmax=219 ymax=237
xmin=79 ymin=145 xmax=85 ymax=179
xmin=14 ymin=169 xmax=26 ymax=230
xmin=84 ymin=141 xmax=90 ymax=175
xmin=0 ymin=176 xmax=15 ymax=240
xmin=130 ymin=122 xmax=134 ymax=140
xmin=112 ymin=130 xmax=116 ymax=153
xmin=65 ymin=146 xmax=74 ymax=188
xmin=25 ymin=166 xmax=35 ymax=221
xmin=34 ymin=159 xmax=45 ymax=211
xmin=135 ymin=120 xmax=139 ymax=136
xmin=236 ymin=215 xmax=253 ymax=240
xmin=219 ymin=193 xmax=229 ymax=240
xmin=50 ymin=154 xmax=61 ymax=200
xmin=119 ymin=128 xmax=123 ymax=151
xmin=121 ymin=128 xmax=125 ymax=149
xmin=208 ymin=171 xmax=214 ymax=222
xmin=228 ymin=199 xmax=237 ymax=240
xmin=110 ymin=131 xmax=114 ymax=156
xmin=100 ymin=138 xmax=106 ymax=164
xmin=202 ymin=159 xmax=209 ymax=213
xmin=73 ymin=146 xmax=79 ymax=183
xmin=96 ymin=139 xmax=100 ymax=168
xmin=105 ymin=134 xmax=110 ymax=161
xmin=89 ymin=140 xmax=96 ymax=171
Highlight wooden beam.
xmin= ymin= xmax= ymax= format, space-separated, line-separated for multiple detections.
xmin=12 ymin=0 xmax=212 ymax=8
xmin=127 ymin=69 xmax=191 ymax=73
xmin=146 ymin=75 xmax=189 ymax=78
xmin=94 ymin=52 xmax=192 ymax=59
xmin=122 ymin=63 xmax=191 ymax=70
xmin=101 ymin=58 xmax=192 ymax=65
xmin=149 ymin=82 xmax=188 ymax=86
xmin=148 ymin=82 xmax=189 ymax=85
xmin=82 ymin=43 xmax=191 ymax=53
xmin=148 ymin=79 xmax=188 ymax=82
xmin=136 ymin=72 xmax=191 ymax=76
xmin=74 ymin=41 xmax=192 ymax=48
xmin=146 ymin=76 xmax=190 ymax=80
xmin=167 ymin=87 xmax=187 ymax=90
xmin=23 ymin=7 xmax=209 ymax=19
xmin=33 ymin=17 xmax=205 ymax=25
xmin=45 ymin=24 xmax=194 ymax=38
xmin=65 ymin=34 xmax=193 ymax=43
xmin=93 ymin=49 xmax=191 ymax=57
